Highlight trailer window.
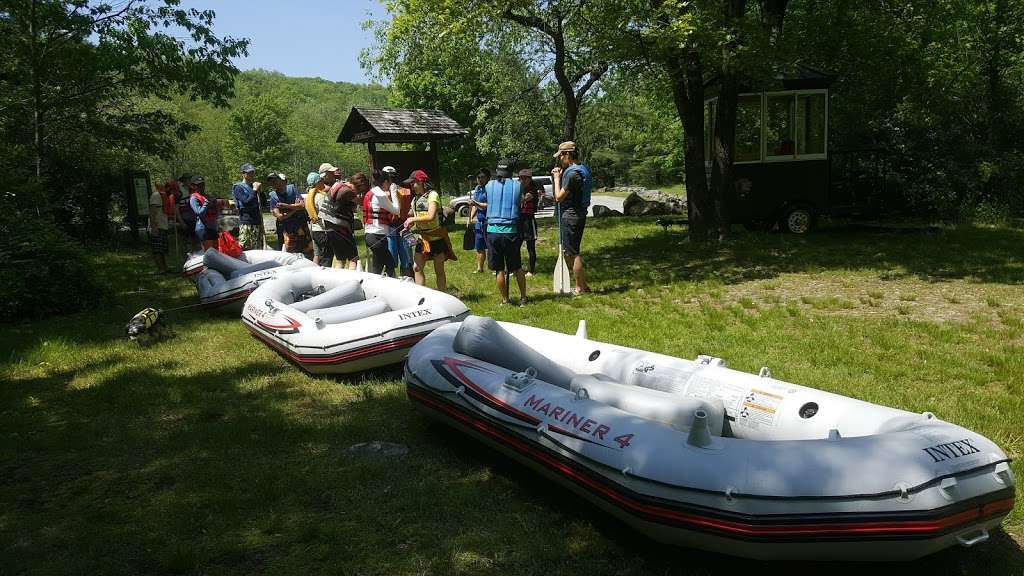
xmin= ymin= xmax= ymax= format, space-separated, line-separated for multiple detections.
xmin=735 ymin=95 xmax=761 ymax=162
xmin=796 ymin=93 xmax=826 ymax=156
xmin=766 ymin=94 xmax=795 ymax=157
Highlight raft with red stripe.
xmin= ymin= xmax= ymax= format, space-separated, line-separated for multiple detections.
xmin=242 ymin=267 xmax=468 ymax=374
xmin=403 ymin=316 xmax=1015 ymax=560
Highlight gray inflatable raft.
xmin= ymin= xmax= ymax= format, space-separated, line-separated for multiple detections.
xmin=191 ymin=249 xmax=315 ymax=309
xmin=404 ymin=316 xmax=1016 ymax=561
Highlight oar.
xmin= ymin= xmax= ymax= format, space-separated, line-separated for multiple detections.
xmin=553 ymin=203 xmax=571 ymax=294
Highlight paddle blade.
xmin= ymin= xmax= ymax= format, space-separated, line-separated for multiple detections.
xmin=553 ymin=248 xmax=571 ymax=293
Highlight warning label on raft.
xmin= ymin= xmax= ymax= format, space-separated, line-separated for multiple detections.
xmin=737 ymin=388 xmax=783 ymax=429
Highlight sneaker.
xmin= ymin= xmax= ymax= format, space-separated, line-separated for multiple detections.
xmin=571 ymin=287 xmax=591 ymax=297
xmin=525 ymin=271 xmax=534 ymax=278
xmin=499 ymin=299 xmax=511 ymax=306
xmin=519 ymin=297 xmax=529 ymax=307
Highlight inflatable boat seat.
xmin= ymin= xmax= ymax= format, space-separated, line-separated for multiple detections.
xmin=229 ymin=259 xmax=282 ymax=279
xmin=309 ymin=297 xmax=390 ymax=325
xmin=203 ymin=248 xmax=249 ymax=275
xmin=569 ymin=374 xmax=725 ymax=435
xmin=291 ymin=280 xmax=364 ymax=312
xmin=453 ymin=316 xmax=576 ymax=390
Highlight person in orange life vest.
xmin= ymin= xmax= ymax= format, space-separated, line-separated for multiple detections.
xmin=188 ymin=175 xmax=219 ymax=250
xmin=517 ymin=168 xmax=539 ymax=276
xmin=382 ymin=165 xmax=414 ymax=278
xmin=362 ymin=169 xmax=401 ymax=276
xmin=267 ymin=172 xmax=312 ymax=258
xmin=401 ymin=169 xmax=456 ymax=292
xmin=148 ymin=181 xmax=174 ymax=273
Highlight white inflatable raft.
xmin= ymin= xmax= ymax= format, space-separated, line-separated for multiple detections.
xmin=242 ymin=268 xmax=469 ymax=374
xmin=191 ymin=249 xmax=315 ymax=309
xmin=182 ymin=249 xmax=298 ymax=278
xmin=404 ymin=316 xmax=1016 ymax=561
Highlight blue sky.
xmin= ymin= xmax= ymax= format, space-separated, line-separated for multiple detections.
xmin=180 ymin=0 xmax=389 ymax=84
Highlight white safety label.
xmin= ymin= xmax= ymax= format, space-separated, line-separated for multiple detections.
xmin=737 ymin=388 xmax=783 ymax=429
xmin=683 ymin=377 xmax=748 ymax=417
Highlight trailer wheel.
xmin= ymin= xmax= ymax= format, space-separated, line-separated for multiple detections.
xmin=457 ymin=204 xmax=471 ymax=217
xmin=782 ymin=206 xmax=815 ymax=234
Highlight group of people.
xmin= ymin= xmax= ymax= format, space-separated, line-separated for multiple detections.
xmin=146 ymin=139 xmax=592 ymax=302
xmin=466 ymin=140 xmax=592 ymax=304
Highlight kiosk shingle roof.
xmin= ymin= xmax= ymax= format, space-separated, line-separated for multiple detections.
xmin=337 ymin=107 xmax=468 ymax=143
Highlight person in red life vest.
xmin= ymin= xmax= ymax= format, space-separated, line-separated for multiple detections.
xmin=148 ymin=181 xmax=173 ymax=273
xmin=517 ymin=168 xmax=539 ymax=276
xmin=188 ymin=175 xmax=219 ymax=250
xmin=267 ymin=172 xmax=313 ymax=258
xmin=362 ymin=169 xmax=401 ymax=276
xmin=320 ymin=168 xmax=360 ymax=269
xmin=401 ymin=169 xmax=456 ymax=292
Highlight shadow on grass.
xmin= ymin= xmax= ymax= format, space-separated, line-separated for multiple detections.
xmin=579 ymin=218 xmax=1024 ymax=288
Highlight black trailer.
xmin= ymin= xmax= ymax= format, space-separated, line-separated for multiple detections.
xmin=704 ymin=67 xmax=888 ymax=233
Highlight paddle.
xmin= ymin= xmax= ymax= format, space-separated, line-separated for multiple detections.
xmin=553 ymin=203 xmax=571 ymax=294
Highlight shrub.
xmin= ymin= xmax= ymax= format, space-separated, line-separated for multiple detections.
xmin=0 ymin=183 xmax=108 ymax=322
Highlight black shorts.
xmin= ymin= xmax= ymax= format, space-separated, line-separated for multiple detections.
xmin=486 ymin=232 xmax=522 ymax=272
xmin=559 ymin=214 xmax=586 ymax=258
xmin=326 ymin=228 xmax=358 ymax=261
xmin=519 ymin=216 xmax=537 ymax=241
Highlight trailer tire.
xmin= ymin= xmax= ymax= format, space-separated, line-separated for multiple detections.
xmin=781 ymin=206 xmax=816 ymax=234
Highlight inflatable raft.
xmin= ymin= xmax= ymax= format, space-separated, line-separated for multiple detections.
xmin=404 ymin=316 xmax=1015 ymax=561
xmin=183 ymin=248 xmax=293 ymax=278
xmin=192 ymin=249 xmax=315 ymax=309
xmin=242 ymin=268 xmax=469 ymax=374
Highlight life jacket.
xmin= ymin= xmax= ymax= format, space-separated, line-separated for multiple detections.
xmin=190 ymin=191 xmax=218 ymax=224
xmin=156 ymin=184 xmax=175 ymax=217
xmin=394 ymin=186 xmax=412 ymax=220
xmin=484 ymin=178 xmax=520 ymax=226
xmin=560 ymin=163 xmax=593 ymax=212
xmin=362 ymin=188 xmax=395 ymax=226
xmin=320 ymin=181 xmax=355 ymax=228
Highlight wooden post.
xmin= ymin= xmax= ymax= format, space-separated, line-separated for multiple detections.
xmin=367 ymin=142 xmax=377 ymax=171
xmin=432 ymin=140 xmax=442 ymax=196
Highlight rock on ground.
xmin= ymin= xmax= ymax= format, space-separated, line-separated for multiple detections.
xmin=622 ymin=189 xmax=687 ymax=216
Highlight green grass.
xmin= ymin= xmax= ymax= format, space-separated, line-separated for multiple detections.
xmin=2 ymin=219 xmax=1023 ymax=574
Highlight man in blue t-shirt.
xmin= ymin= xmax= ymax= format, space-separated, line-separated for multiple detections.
xmin=231 ymin=162 xmax=263 ymax=249
xmin=468 ymin=168 xmax=490 ymax=273
xmin=484 ymin=159 xmax=527 ymax=306
xmin=267 ymin=172 xmax=312 ymax=257
xmin=551 ymin=141 xmax=591 ymax=295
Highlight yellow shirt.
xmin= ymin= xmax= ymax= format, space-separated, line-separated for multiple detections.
xmin=413 ymin=190 xmax=441 ymax=232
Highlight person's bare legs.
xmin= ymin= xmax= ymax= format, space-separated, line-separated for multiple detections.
xmin=475 ymin=250 xmax=485 ymax=272
xmin=573 ymin=254 xmax=589 ymax=292
xmin=432 ymin=253 xmax=447 ymax=292
xmin=413 ymin=252 xmax=426 ymax=286
xmin=496 ymin=270 xmax=509 ymax=303
xmin=346 ymin=259 xmax=357 ymax=270
xmin=514 ymin=269 xmax=527 ymax=302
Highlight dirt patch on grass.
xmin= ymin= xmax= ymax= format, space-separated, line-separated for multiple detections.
xmin=721 ymin=273 xmax=1024 ymax=323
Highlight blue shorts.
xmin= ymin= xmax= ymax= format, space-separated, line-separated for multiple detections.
xmin=474 ymin=229 xmax=488 ymax=251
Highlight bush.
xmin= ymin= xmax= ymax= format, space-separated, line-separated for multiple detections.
xmin=0 ymin=184 xmax=108 ymax=322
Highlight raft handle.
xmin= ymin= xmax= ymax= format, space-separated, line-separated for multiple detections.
xmin=574 ymin=388 xmax=590 ymax=401
xmin=956 ymin=529 xmax=989 ymax=548
xmin=758 ymin=366 xmax=772 ymax=378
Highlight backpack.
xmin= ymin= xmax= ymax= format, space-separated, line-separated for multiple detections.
xmin=561 ymin=164 xmax=593 ymax=211
xmin=217 ymin=231 xmax=243 ymax=258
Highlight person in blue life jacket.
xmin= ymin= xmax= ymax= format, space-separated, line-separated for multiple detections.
xmin=468 ymin=168 xmax=490 ymax=273
xmin=484 ymin=159 xmax=527 ymax=306
xmin=550 ymin=140 xmax=592 ymax=295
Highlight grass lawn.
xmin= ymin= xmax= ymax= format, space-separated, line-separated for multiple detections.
xmin=2 ymin=217 xmax=1023 ymax=575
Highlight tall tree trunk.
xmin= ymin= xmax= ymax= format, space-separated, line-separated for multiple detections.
xmin=710 ymin=0 xmax=748 ymax=240
xmin=30 ymin=0 xmax=42 ymax=183
xmin=667 ymin=51 xmax=711 ymax=241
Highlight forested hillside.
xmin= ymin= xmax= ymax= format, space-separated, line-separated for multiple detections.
xmin=145 ymin=70 xmax=389 ymax=196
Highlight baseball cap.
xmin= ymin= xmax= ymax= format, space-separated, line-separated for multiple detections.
xmin=552 ymin=141 xmax=577 ymax=158
xmin=265 ymin=171 xmax=282 ymax=181
xmin=178 ymin=172 xmax=193 ymax=184
xmin=318 ymin=162 xmax=338 ymax=175
xmin=189 ymin=175 xmax=205 ymax=185
xmin=402 ymin=169 xmax=433 ymax=189
xmin=240 ymin=162 xmax=255 ymax=173
xmin=518 ymin=168 xmax=533 ymax=178
xmin=381 ymin=165 xmax=397 ymax=175
xmin=306 ymin=171 xmax=320 ymax=187
xmin=495 ymin=158 xmax=514 ymax=178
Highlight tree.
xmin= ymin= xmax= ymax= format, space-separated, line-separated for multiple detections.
xmin=221 ymin=95 xmax=294 ymax=181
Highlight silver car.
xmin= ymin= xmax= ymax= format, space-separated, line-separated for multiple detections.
xmin=450 ymin=176 xmax=554 ymax=217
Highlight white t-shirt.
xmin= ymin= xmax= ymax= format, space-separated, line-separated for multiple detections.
xmin=149 ymin=191 xmax=169 ymax=230
xmin=363 ymin=186 xmax=400 ymax=235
